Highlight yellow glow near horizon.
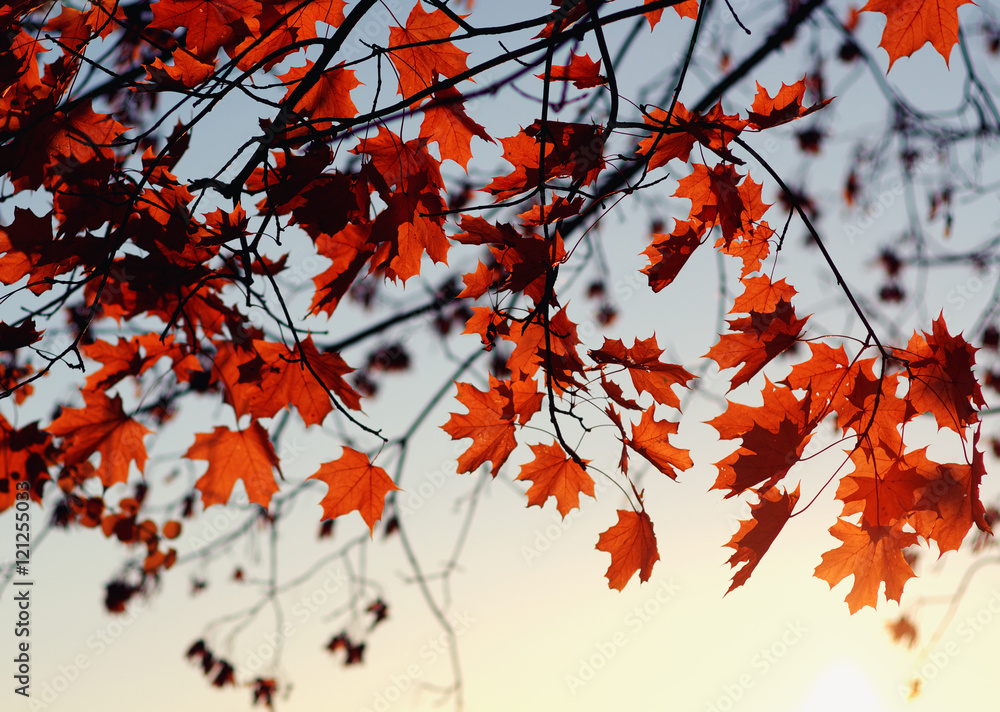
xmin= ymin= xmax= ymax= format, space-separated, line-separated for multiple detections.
xmin=797 ymin=660 xmax=888 ymax=712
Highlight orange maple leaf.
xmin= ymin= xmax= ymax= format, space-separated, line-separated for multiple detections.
xmin=861 ymin=0 xmax=975 ymax=70
xmin=725 ymin=484 xmax=800 ymax=593
xmin=149 ymin=0 xmax=261 ymax=61
xmin=48 ymin=391 xmax=151 ymax=487
xmin=388 ymin=3 xmax=469 ymax=103
xmin=540 ymin=52 xmax=606 ymax=89
xmin=442 ymin=377 xmax=517 ymax=476
xmin=626 ymin=406 xmax=692 ymax=479
xmin=596 ymin=508 xmax=660 ymax=590
xmin=250 ymin=336 xmax=361 ymax=426
xmin=184 ymin=421 xmax=282 ymax=508
xmin=145 ymin=54 xmax=216 ymax=91
xmin=641 ymin=219 xmax=705 ymax=292
xmin=589 ymin=335 xmax=694 ymax=408
xmin=746 ymin=79 xmax=832 ymax=130
xmin=814 ymin=519 xmax=918 ymax=613
xmin=516 ymin=441 xmax=594 ymax=517
xmin=418 ymin=85 xmax=493 ymax=170
xmin=894 ymin=314 xmax=986 ymax=433
xmin=309 ymin=447 xmax=399 ymax=534
xmin=278 ymin=62 xmax=361 ymax=136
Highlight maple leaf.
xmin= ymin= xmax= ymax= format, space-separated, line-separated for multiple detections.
xmin=861 ymin=0 xmax=975 ymax=70
xmin=149 ymin=0 xmax=262 ymax=61
xmin=234 ymin=0 xmax=346 ymax=70
xmin=442 ymin=377 xmax=517 ymax=476
xmin=894 ymin=314 xmax=986 ymax=433
xmin=638 ymin=102 xmax=745 ymax=169
xmin=814 ymin=519 xmax=918 ymax=613
xmin=184 ymin=422 xmax=282 ymax=508
xmin=0 ymin=318 xmax=41 ymax=351
xmin=541 ymin=52 xmax=606 ymax=89
xmin=641 ymin=219 xmax=705 ymax=292
xmin=250 ymin=336 xmax=361 ymax=426
xmin=48 ymin=391 xmax=151 ymax=487
xmin=588 ymin=335 xmax=695 ymax=408
xmin=388 ymin=3 xmax=469 ymax=104
xmin=725 ymin=484 xmax=800 ymax=593
xmin=308 ymin=447 xmax=399 ymax=534
xmin=596 ymin=509 xmax=659 ymax=590
xmin=746 ymin=79 xmax=833 ymax=130
xmin=838 ymin=441 xmax=932 ymax=528
xmin=418 ymin=85 xmax=494 ymax=170
xmin=642 ymin=0 xmax=698 ymax=28
xmin=516 ymin=441 xmax=594 ymax=517
xmin=709 ymin=379 xmax=814 ymax=497
xmin=706 ymin=276 xmax=808 ymax=389
xmin=626 ymin=406 xmax=692 ymax=479
xmin=674 ymin=164 xmax=768 ymax=248
xmin=145 ymin=54 xmax=217 ymax=91
xmin=278 ymin=62 xmax=360 ymax=137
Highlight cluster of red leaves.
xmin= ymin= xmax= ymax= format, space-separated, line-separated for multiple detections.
xmin=0 ymin=5 xmax=991 ymax=698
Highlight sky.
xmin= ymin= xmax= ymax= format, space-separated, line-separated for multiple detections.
xmin=2 ymin=0 xmax=1000 ymax=711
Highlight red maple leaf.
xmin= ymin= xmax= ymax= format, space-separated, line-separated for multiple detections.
xmin=149 ymin=0 xmax=261 ymax=61
xmin=861 ymin=0 xmax=975 ymax=70
xmin=894 ymin=314 xmax=986 ymax=433
xmin=596 ymin=508 xmax=659 ymax=590
xmin=814 ymin=519 xmax=918 ymax=613
xmin=184 ymin=421 xmax=282 ymax=508
xmin=442 ymin=377 xmax=517 ymax=476
xmin=589 ymin=335 xmax=694 ymax=409
xmin=516 ymin=441 xmax=594 ymax=517
xmin=625 ymin=406 xmax=692 ymax=479
xmin=418 ymin=85 xmax=493 ymax=170
xmin=388 ymin=3 xmax=469 ymax=103
xmin=541 ymin=52 xmax=606 ymax=89
xmin=725 ymin=484 xmax=800 ymax=592
xmin=278 ymin=62 xmax=360 ymax=137
xmin=308 ymin=447 xmax=399 ymax=534
xmin=48 ymin=391 xmax=151 ymax=487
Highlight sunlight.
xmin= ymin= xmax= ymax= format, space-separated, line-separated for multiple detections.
xmin=797 ymin=660 xmax=889 ymax=712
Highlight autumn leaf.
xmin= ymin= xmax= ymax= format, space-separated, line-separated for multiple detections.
xmin=442 ymin=377 xmax=517 ymax=476
xmin=308 ymin=447 xmax=399 ymax=534
xmin=149 ymin=0 xmax=261 ymax=61
xmin=250 ymin=336 xmax=361 ymax=426
xmin=145 ymin=54 xmax=217 ymax=91
xmin=893 ymin=314 xmax=986 ymax=433
xmin=861 ymin=0 xmax=975 ymax=70
xmin=541 ymin=52 xmax=606 ymax=88
xmin=48 ymin=391 xmax=151 ymax=487
xmin=709 ymin=379 xmax=814 ymax=497
xmin=588 ymin=335 xmax=695 ymax=408
xmin=746 ymin=79 xmax=832 ymax=130
xmin=0 ymin=318 xmax=41 ymax=351
xmin=725 ymin=485 xmax=800 ymax=593
xmin=596 ymin=508 xmax=660 ymax=590
xmin=814 ymin=519 xmax=918 ymax=613
xmin=184 ymin=421 xmax=282 ymax=508
xmin=516 ymin=441 xmax=594 ymax=517
xmin=419 ymin=85 xmax=494 ymax=170
xmin=388 ymin=3 xmax=469 ymax=103
xmin=278 ymin=62 xmax=361 ymax=135
xmin=641 ymin=220 xmax=705 ymax=292
xmin=625 ymin=406 xmax=692 ymax=479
